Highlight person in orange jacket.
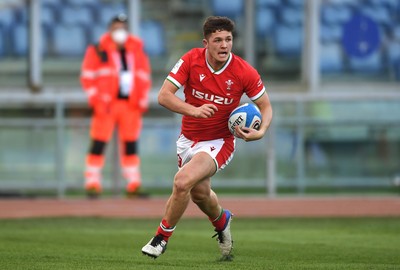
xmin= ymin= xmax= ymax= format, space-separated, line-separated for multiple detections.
xmin=80 ymin=14 xmax=151 ymax=196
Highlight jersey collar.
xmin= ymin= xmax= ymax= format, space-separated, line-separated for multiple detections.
xmin=205 ymin=50 xmax=232 ymax=75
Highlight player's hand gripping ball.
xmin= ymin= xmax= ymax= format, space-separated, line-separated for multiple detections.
xmin=228 ymin=103 xmax=262 ymax=137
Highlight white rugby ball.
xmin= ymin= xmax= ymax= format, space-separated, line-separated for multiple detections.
xmin=228 ymin=103 xmax=262 ymax=137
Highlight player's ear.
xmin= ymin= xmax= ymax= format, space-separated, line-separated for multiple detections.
xmin=202 ymin=38 xmax=208 ymax=48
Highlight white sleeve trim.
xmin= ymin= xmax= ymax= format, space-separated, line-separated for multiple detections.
xmin=167 ymin=75 xmax=183 ymax=89
xmin=249 ymin=87 xmax=266 ymax=101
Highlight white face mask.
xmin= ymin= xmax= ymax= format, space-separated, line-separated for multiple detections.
xmin=111 ymin=29 xmax=128 ymax=44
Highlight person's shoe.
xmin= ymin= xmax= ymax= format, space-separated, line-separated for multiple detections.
xmin=126 ymin=181 xmax=141 ymax=197
xmin=212 ymin=210 xmax=233 ymax=256
xmin=84 ymin=181 xmax=102 ymax=198
xmin=142 ymin=234 xmax=167 ymax=258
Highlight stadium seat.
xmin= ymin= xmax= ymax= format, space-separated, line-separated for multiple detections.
xmin=280 ymin=7 xmax=303 ymax=26
xmin=10 ymin=23 xmax=48 ymax=56
xmin=139 ymin=21 xmax=165 ymax=57
xmin=321 ymin=5 xmax=352 ymax=25
xmin=98 ymin=3 xmax=127 ymax=26
xmin=286 ymin=0 xmax=304 ymax=7
xmin=211 ymin=0 xmax=243 ymax=18
xmin=349 ymin=50 xmax=383 ymax=73
xmin=393 ymin=26 xmax=400 ymax=41
xmin=387 ymin=42 xmax=400 ymax=65
xmin=0 ymin=8 xmax=15 ymax=27
xmin=88 ymin=25 xmax=105 ymax=44
xmin=361 ymin=6 xmax=391 ymax=26
xmin=367 ymin=0 xmax=399 ymax=10
xmin=61 ymin=6 xmax=93 ymax=26
xmin=10 ymin=23 xmax=27 ymax=56
xmin=67 ymin=0 xmax=97 ymax=6
xmin=41 ymin=5 xmax=55 ymax=27
xmin=256 ymin=8 xmax=275 ymax=38
xmin=0 ymin=26 xmax=5 ymax=57
xmin=53 ymin=25 xmax=87 ymax=57
xmin=14 ymin=7 xmax=28 ymax=24
xmin=274 ymin=25 xmax=302 ymax=57
xmin=320 ymin=24 xmax=342 ymax=43
xmin=320 ymin=43 xmax=343 ymax=72
xmin=257 ymin=0 xmax=280 ymax=7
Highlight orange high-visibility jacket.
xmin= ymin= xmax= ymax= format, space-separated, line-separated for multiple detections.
xmin=80 ymin=33 xmax=151 ymax=112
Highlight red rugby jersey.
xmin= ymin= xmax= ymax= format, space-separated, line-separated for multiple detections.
xmin=167 ymin=48 xmax=266 ymax=141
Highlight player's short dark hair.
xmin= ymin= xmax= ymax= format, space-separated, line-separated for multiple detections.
xmin=108 ymin=14 xmax=128 ymax=27
xmin=203 ymin=16 xmax=235 ymax=39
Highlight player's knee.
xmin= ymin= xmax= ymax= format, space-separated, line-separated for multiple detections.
xmin=89 ymin=140 xmax=106 ymax=155
xmin=173 ymin=171 xmax=192 ymax=194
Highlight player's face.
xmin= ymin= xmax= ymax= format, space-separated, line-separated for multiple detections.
xmin=203 ymin=30 xmax=233 ymax=67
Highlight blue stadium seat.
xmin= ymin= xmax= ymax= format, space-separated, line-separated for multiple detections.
xmin=257 ymin=0 xmax=280 ymax=7
xmin=256 ymin=8 xmax=275 ymax=38
xmin=67 ymin=0 xmax=97 ymax=6
xmin=10 ymin=23 xmax=27 ymax=56
xmin=140 ymin=21 xmax=165 ymax=57
xmin=321 ymin=5 xmax=352 ymax=25
xmin=88 ymin=25 xmax=105 ymax=44
xmin=10 ymin=23 xmax=48 ymax=56
xmin=274 ymin=25 xmax=302 ymax=56
xmin=320 ymin=24 xmax=342 ymax=43
xmin=286 ymin=0 xmax=303 ymax=7
xmin=361 ymin=6 xmax=391 ymax=26
xmin=387 ymin=42 xmax=400 ymax=65
xmin=41 ymin=5 xmax=55 ymax=27
xmin=41 ymin=0 xmax=60 ymax=6
xmin=0 ymin=8 xmax=15 ymax=27
xmin=61 ymin=6 xmax=93 ymax=26
xmin=320 ymin=43 xmax=343 ymax=72
xmin=53 ymin=25 xmax=87 ymax=57
xmin=280 ymin=7 xmax=303 ymax=26
xmin=367 ymin=0 xmax=399 ymax=10
xmin=393 ymin=26 xmax=400 ymax=41
xmin=211 ymin=0 xmax=243 ymax=18
xmin=98 ymin=3 xmax=127 ymax=26
xmin=14 ymin=7 xmax=28 ymax=24
xmin=0 ymin=25 xmax=5 ymax=57
xmin=349 ymin=50 xmax=383 ymax=73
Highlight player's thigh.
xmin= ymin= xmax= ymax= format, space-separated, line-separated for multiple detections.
xmin=175 ymin=152 xmax=216 ymax=190
xmin=118 ymin=106 xmax=142 ymax=141
xmin=90 ymin=111 xmax=114 ymax=141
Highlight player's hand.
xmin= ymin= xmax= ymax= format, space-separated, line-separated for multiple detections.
xmin=235 ymin=126 xmax=264 ymax=142
xmin=192 ymin=104 xmax=218 ymax=118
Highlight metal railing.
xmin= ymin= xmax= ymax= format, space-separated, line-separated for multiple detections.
xmin=1 ymin=91 xmax=400 ymax=197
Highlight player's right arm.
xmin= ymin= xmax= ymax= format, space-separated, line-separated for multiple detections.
xmin=158 ymin=80 xmax=218 ymax=118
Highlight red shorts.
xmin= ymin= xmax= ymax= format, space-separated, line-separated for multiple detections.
xmin=176 ymin=134 xmax=235 ymax=171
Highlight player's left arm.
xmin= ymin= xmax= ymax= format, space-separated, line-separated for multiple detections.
xmin=235 ymin=92 xmax=273 ymax=141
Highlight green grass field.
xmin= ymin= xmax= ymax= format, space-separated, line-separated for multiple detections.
xmin=0 ymin=217 xmax=399 ymax=270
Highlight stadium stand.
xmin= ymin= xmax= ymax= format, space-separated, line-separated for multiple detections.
xmin=256 ymin=8 xmax=275 ymax=38
xmin=320 ymin=43 xmax=343 ymax=73
xmin=211 ymin=0 xmax=243 ymax=18
xmin=274 ymin=25 xmax=302 ymax=57
xmin=52 ymin=25 xmax=87 ymax=57
xmin=60 ymin=5 xmax=94 ymax=26
xmin=0 ymin=25 xmax=4 ymax=57
xmin=139 ymin=20 xmax=166 ymax=56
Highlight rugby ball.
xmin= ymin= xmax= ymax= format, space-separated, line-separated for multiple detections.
xmin=228 ymin=103 xmax=262 ymax=137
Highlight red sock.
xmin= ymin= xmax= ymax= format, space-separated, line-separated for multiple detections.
xmin=209 ymin=209 xmax=226 ymax=231
xmin=156 ymin=219 xmax=175 ymax=241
